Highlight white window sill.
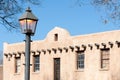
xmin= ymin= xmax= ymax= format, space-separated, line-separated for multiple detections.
xmin=99 ymin=68 xmax=109 ymax=71
xmin=75 ymin=69 xmax=84 ymax=72
xmin=32 ymin=71 xmax=40 ymax=74
xmin=14 ymin=73 xmax=20 ymax=75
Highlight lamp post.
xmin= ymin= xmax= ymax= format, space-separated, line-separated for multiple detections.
xmin=19 ymin=7 xmax=38 ymax=80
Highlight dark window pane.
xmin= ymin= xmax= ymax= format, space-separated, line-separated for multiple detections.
xmin=15 ymin=57 xmax=21 ymax=73
xmin=77 ymin=52 xmax=84 ymax=69
xmin=101 ymin=49 xmax=110 ymax=69
xmin=34 ymin=55 xmax=40 ymax=72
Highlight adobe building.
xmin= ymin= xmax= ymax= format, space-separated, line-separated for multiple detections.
xmin=3 ymin=27 xmax=120 ymax=80
xmin=0 ymin=65 xmax=3 ymax=80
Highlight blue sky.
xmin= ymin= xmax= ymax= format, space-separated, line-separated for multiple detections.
xmin=0 ymin=0 xmax=119 ymax=51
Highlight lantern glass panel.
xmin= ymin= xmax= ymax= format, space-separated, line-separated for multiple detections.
xmin=20 ymin=19 xmax=37 ymax=35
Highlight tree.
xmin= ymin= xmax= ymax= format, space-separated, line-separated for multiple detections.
xmin=77 ymin=0 xmax=120 ymax=26
xmin=92 ymin=0 xmax=120 ymax=25
xmin=0 ymin=0 xmax=42 ymax=30
xmin=1 ymin=0 xmax=120 ymax=30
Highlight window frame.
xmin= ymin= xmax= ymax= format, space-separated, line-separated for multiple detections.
xmin=33 ymin=55 xmax=40 ymax=72
xmin=15 ymin=57 xmax=21 ymax=73
xmin=54 ymin=33 xmax=58 ymax=41
xmin=100 ymin=48 xmax=110 ymax=70
xmin=76 ymin=51 xmax=85 ymax=70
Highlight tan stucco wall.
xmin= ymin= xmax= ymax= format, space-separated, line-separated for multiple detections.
xmin=3 ymin=27 xmax=120 ymax=80
xmin=0 ymin=65 xmax=3 ymax=80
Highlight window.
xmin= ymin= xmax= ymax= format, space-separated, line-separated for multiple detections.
xmin=77 ymin=51 xmax=84 ymax=69
xmin=54 ymin=34 xmax=58 ymax=41
xmin=100 ymin=49 xmax=110 ymax=69
xmin=15 ymin=57 xmax=21 ymax=73
xmin=33 ymin=55 xmax=40 ymax=72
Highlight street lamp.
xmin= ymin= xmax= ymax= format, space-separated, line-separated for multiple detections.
xmin=19 ymin=7 xmax=38 ymax=80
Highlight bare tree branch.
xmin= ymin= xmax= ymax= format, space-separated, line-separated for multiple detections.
xmin=76 ymin=0 xmax=120 ymax=26
xmin=0 ymin=0 xmax=42 ymax=30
